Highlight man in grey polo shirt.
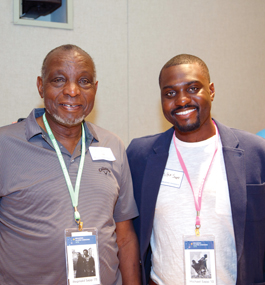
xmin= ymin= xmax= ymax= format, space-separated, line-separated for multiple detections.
xmin=0 ymin=44 xmax=140 ymax=285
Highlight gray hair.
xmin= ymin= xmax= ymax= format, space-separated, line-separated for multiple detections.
xmin=41 ymin=44 xmax=96 ymax=81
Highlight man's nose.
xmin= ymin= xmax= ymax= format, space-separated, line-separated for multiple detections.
xmin=63 ymin=82 xmax=81 ymax=97
xmin=175 ymin=90 xmax=191 ymax=106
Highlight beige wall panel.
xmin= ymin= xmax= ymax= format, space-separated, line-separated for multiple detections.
xmin=128 ymin=0 xmax=265 ymax=143
xmin=1 ymin=1 xmax=265 ymax=147
xmin=0 ymin=0 xmax=129 ymax=144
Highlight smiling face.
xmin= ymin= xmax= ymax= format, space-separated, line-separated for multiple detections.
xmin=160 ymin=63 xmax=215 ymax=142
xmin=37 ymin=49 xmax=98 ymax=128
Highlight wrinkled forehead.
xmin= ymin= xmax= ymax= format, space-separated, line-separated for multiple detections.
xmin=42 ymin=50 xmax=94 ymax=81
xmin=46 ymin=49 xmax=92 ymax=67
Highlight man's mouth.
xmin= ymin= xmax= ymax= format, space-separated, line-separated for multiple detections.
xmin=176 ymin=108 xmax=196 ymax=116
xmin=61 ymin=104 xmax=80 ymax=108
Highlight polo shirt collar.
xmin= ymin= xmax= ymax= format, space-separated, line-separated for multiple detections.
xmin=25 ymin=108 xmax=45 ymax=141
xmin=25 ymin=108 xmax=98 ymax=148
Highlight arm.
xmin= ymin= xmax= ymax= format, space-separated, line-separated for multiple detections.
xmin=116 ymin=219 xmax=141 ymax=285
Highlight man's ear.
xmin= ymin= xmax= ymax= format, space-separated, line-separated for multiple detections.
xmin=94 ymin=81 xmax=98 ymax=92
xmin=37 ymin=76 xmax=44 ymax=98
xmin=209 ymin=82 xmax=215 ymax=102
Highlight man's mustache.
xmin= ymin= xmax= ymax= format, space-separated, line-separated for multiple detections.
xmin=170 ymin=105 xmax=198 ymax=116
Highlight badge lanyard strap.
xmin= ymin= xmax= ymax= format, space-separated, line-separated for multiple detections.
xmin=173 ymin=121 xmax=219 ymax=236
xmin=43 ymin=113 xmax=85 ymax=230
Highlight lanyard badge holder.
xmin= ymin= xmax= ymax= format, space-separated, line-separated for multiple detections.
xmin=173 ymin=122 xmax=218 ymax=284
xmin=43 ymin=114 xmax=100 ymax=285
xmin=65 ymin=228 xmax=100 ymax=285
xmin=183 ymin=235 xmax=216 ymax=284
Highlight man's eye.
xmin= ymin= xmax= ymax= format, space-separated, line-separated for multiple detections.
xmin=166 ymin=91 xmax=176 ymax=97
xmin=79 ymin=78 xmax=91 ymax=85
xmin=188 ymin=86 xmax=199 ymax=92
xmin=52 ymin=78 xmax=64 ymax=83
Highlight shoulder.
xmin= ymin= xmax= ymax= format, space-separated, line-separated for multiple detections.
xmin=127 ymin=127 xmax=174 ymax=158
xmin=232 ymin=128 xmax=265 ymax=157
xmin=127 ymin=133 xmax=161 ymax=152
xmin=86 ymin=121 xmax=125 ymax=147
xmin=217 ymin=120 xmax=265 ymax=147
xmin=0 ymin=121 xmax=26 ymax=138
xmin=85 ymin=122 xmax=127 ymax=165
xmin=0 ymin=108 xmax=43 ymax=142
xmin=215 ymin=120 xmax=265 ymax=161
xmin=233 ymin=128 xmax=265 ymax=144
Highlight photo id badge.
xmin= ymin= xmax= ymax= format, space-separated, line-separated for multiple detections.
xmin=65 ymin=228 xmax=100 ymax=285
xmin=183 ymin=235 xmax=216 ymax=285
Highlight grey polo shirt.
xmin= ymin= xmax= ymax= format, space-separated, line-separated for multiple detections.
xmin=0 ymin=108 xmax=138 ymax=285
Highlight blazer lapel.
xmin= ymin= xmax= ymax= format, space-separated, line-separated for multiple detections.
xmin=140 ymin=128 xmax=174 ymax=255
xmin=215 ymin=120 xmax=246 ymax=262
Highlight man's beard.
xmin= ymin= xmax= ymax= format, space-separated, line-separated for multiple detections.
xmin=170 ymin=106 xmax=201 ymax=133
xmin=46 ymin=109 xmax=85 ymax=127
xmin=174 ymin=114 xmax=200 ymax=133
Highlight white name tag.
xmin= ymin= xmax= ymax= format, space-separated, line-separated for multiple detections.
xmin=161 ymin=169 xmax=184 ymax=188
xmin=89 ymin=147 xmax=116 ymax=161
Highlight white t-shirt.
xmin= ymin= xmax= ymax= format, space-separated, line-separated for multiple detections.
xmin=150 ymin=133 xmax=237 ymax=285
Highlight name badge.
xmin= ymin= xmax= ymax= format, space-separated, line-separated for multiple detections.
xmin=65 ymin=228 xmax=100 ymax=285
xmin=183 ymin=235 xmax=217 ymax=284
xmin=89 ymin=147 xmax=116 ymax=161
xmin=161 ymin=169 xmax=184 ymax=188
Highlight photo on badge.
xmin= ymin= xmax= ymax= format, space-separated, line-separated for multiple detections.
xmin=65 ymin=228 xmax=100 ymax=285
xmin=183 ymin=235 xmax=216 ymax=285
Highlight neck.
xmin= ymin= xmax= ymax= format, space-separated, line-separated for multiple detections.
xmin=36 ymin=114 xmax=82 ymax=155
xmin=174 ymin=120 xmax=216 ymax=143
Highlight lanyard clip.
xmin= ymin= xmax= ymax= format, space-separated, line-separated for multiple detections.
xmin=195 ymin=211 xmax=200 ymax=236
xmin=76 ymin=220 xmax=83 ymax=231
xmin=74 ymin=207 xmax=83 ymax=231
xmin=195 ymin=224 xmax=200 ymax=236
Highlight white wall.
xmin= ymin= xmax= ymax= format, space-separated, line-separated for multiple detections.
xmin=1 ymin=1 xmax=265 ymax=146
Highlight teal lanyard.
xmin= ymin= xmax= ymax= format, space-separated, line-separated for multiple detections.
xmin=43 ymin=113 xmax=85 ymax=230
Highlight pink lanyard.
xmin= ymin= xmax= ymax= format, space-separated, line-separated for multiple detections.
xmin=173 ymin=122 xmax=219 ymax=236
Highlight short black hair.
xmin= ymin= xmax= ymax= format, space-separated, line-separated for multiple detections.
xmin=41 ymin=44 xmax=96 ymax=80
xmin=159 ymin=54 xmax=210 ymax=85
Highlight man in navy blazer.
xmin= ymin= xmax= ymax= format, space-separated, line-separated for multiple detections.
xmin=127 ymin=54 xmax=265 ymax=285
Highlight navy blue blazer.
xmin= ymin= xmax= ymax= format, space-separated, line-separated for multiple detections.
xmin=127 ymin=120 xmax=265 ymax=285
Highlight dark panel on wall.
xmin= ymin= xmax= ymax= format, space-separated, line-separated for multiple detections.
xmin=22 ymin=0 xmax=62 ymax=19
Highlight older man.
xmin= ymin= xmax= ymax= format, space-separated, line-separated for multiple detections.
xmin=0 ymin=44 xmax=140 ymax=285
xmin=127 ymin=54 xmax=265 ymax=285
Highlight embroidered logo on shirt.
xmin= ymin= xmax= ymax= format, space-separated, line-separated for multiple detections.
xmin=99 ymin=167 xmax=111 ymax=175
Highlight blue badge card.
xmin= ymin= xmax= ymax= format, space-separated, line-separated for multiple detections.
xmin=183 ymin=236 xmax=216 ymax=285
xmin=65 ymin=228 xmax=100 ymax=285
